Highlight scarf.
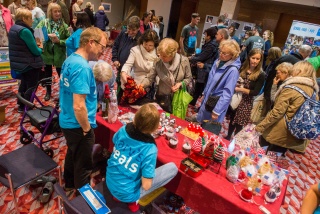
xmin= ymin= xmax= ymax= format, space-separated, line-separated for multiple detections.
xmin=15 ymin=20 xmax=34 ymax=34
xmin=163 ymin=54 xmax=181 ymax=86
xmin=49 ymin=19 xmax=62 ymax=38
xmin=139 ymin=44 xmax=158 ymax=62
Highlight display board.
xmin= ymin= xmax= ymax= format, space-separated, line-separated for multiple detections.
xmin=201 ymin=15 xmax=255 ymax=47
xmin=0 ymin=47 xmax=17 ymax=87
xmin=284 ymin=20 xmax=320 ymax=54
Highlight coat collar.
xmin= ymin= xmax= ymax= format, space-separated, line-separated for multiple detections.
xmin=125 ymin=122 xmax=156 ymax=144
xmin=274 ymin=76 xmax=319 ymax=98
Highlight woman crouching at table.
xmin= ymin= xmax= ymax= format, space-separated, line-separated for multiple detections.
xmin=106 ymin=103 xmax=178 ymax=212
xmin=147 ymin=38 xmax=192 ymax=113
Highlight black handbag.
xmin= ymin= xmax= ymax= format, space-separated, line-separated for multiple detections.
xmin=156 ymin=94 xmax=172 ymax=113
xmin=205 ymin=65 xmax=237 ymax=112
xmin=201 ymin=120 xmax=222 ymax=135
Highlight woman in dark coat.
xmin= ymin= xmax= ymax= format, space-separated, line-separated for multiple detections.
xmin=84 ymin=2 xmax=94 ymax=25
xmin=94 ymin=6 xmax=109 ymax=31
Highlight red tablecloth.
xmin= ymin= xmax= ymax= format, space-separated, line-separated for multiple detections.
xmin=95 ymin=112 xmax=287 ymax=214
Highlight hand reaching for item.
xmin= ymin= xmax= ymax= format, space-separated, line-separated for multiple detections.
xmin=113 ymin=61 xmax=120 ymax=68
xmin=121 ymin=71 xmax=130 ymax=83
xmin=197 ymin=62 xmax=204 ymax=69
xmin=211 ymin=112 xmax=218 ymax=121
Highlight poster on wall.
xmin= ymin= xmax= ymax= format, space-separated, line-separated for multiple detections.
xmin=284 ymin=20 xmax=320 ymax=56
xmin=0 ymin=47 xmax=17 ymax=87
xmin=201 ymin=15 xmax=255 ymax=48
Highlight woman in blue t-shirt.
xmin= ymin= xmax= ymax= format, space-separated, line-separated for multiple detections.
xmin=106 ymin=104 xmax=178 ymax=212
xmin=66 ymin=12 xmax=91 ymax=57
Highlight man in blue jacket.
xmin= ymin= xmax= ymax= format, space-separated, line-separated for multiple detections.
xmin=112 ymin=16 xmax=141 ymax=101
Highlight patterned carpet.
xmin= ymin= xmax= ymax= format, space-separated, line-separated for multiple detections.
xmin=0 ymin=46 xmax=318 ymax=213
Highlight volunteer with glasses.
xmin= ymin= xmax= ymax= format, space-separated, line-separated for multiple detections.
xmin=112 ymin=15 xmax=141 ymax=101
xmin=196 ymin=40 xmax=241 ymax=132
xmin=36 ymin=3 xmax=70 ymax=101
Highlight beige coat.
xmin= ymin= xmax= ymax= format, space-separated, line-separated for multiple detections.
xmin=121 ymin=45 xmax=158 ymax=89
xmin=146 ymin=54 xmax=192 ymax=96
xmin=256 ymin=77 xmax=319 ymax=152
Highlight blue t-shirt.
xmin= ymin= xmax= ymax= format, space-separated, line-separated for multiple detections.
xmin=106 ymin=125 xmax=157 ymax=202
xmin=66 ymin=28 xmax=83 ymax=57
xmin=59 ymin=53 xmax=97 ymax=129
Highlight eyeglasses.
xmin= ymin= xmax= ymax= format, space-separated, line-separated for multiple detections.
xmin=93 ymin=40 xmax=106 ymax=50
xmin=219 ymin=50 xmax=231 ymax=56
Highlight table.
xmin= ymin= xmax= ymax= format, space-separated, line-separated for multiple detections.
xmin=95 ymin=112 xmax=287 ymax=214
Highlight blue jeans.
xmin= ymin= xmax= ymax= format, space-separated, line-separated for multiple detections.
xmin=139 ymin=162 xmax=178 ymax=199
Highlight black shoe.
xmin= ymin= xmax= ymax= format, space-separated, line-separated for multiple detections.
xmin=44 ymin=93 xmax=51 ymax=101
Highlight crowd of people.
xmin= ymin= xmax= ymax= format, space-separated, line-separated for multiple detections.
xmin=3 ymin=3 xmax=320 ymax=212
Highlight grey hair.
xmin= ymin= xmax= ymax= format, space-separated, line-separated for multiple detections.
xmin=299 ymin=45 xmax=312 ymax=59
xmin=218 ymin=28 xmax=229 ymax=40
xmin=93 ymin=61 xmax=113 ymax=82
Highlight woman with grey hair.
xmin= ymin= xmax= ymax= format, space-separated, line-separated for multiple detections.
xmin=36 ymin=3 xmax=69 ymax=101
xmin=256 ymin=61 xmax=319 ymax=154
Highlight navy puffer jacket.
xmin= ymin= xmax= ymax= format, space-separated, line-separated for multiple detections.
xmin=94 ymin=10 xmax=109 ymax=31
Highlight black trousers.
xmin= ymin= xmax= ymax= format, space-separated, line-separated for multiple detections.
xmin=18 ymin=68 xmax=40 ymax=107
xmin=226 ymin=106 xmax=242 ymax=140
xmin=41 ymin=65 xmax=61 ymax=94
xmin=190 ymin=82 xmax=205 ymax=106
xmin=62 ymin=127 xmax=95 ymax=189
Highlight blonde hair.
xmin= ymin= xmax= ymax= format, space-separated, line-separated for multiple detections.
xmin=15 ymin=8 xmax=32 ymax=21
xmin=292 ymin=61 xmax=318 ymax=92
xmin=240 ymin=48 xmax=263 ymax=81
xmin=133 ymin=104 xmax=160 ymax=134
xmin=93 ymin=61 xmax=113 ymax=82
xmin=157 ymin=38 xmax=178 ymax=57
xmin=79 ymin=27 xmax=107 ymax=47
xmin=47 ymin=3 xmax=61 ymax=20
xmin=276 ymin=62 xmax=293 ymax=76
xmin=98 ymin=6 xmax=104 ymax=10
xmin=86 ymin=2 xmax=92 ymax=8
xmin=264 ymin=30 xmax=274 ymax=46
xmin=219 ymin=39 xmax=240 ymax=60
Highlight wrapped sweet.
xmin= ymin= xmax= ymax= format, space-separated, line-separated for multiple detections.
xmin=235 ymin=150 xmax=246 ymax=161
xmin=226 ymin=165 xmax=239 ymax=183
xmin=247 ymin=176 xmax=262 ymax=194
xmin=261 ymin=172 xmax=276 ymax=186
xmin=213 ymin=144 xmax=225 ymax=163
xmin=258 ymin=161 xmax=272 ymax=175
xmin=238 ymin=170 xmax=246 ymax=182
xmin=239 ymin=155 xmax=253 ymax=168
xmin=241 ymin=164 xmax=257 ymax=177
xmin=226 ymin=154 xmax=237 ymax=169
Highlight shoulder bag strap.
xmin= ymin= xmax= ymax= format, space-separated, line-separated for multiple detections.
xmin=211 ymin=65 xmax=238 ymax=92
xmin=284 ymin=85 xmax=311 ymax=99
xmin=173 ymin=54 xmax=182 ymax=85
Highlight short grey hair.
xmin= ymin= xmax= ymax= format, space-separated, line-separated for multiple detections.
xmin=218 ymin=28 xmax=229 ymax=40
xmin=93 ymin=61 xmax=113 ymax=82
xmin=299 ymin=45 xmax=312 ymax=59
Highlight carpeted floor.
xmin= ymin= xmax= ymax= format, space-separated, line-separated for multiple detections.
xmin=0 ymin=46 xmax=318 ymax=214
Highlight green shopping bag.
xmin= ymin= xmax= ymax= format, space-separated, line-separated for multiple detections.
xmin=172 ymin=81 xmax=193 ymax=119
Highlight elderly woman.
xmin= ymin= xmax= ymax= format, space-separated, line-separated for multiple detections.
xmin=9 ymin=8 xmax=44 ymax=112
xmin=146 ymin=38 xmax=192 ymax=113
xmin=94 ymin=6 xmax=109 ymax=31
xmin=226 ymin=48 xmax=265 ymax=139
xmin=89 ymin=60 xmax=115 ymax=106
xmin=36 ymin=3 xmax=70 ymax=101
xmin=25 ymin=0 xmax=45 ymax=29
xmin=121 ymin=29 xmax=159 ymax=101
xmin=256 ymin=61 xmax=319 ymax=154
xmin=66 ymin=12 xmax=91 ymax=56
xmin=270 ymin=62 xmax=293 ymax=102
xmin=196 ymin=40 xmax=241 ymax=133
xmin=84 ymin=2 xmax=94 ymax=25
